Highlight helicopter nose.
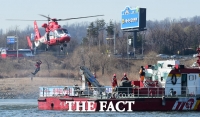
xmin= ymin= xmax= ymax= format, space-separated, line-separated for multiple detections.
xmin=67 ymin=34 xmax=71 ymax=38
xmin=65 ymin=34 xmax=71 ymax=42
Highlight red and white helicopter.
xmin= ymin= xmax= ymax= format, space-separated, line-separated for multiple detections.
xmin=8 ymin=14 xmax=103 ymax=51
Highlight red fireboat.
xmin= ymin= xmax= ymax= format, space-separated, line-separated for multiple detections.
xmin=38 ymin=48 xmax=200 ymax=111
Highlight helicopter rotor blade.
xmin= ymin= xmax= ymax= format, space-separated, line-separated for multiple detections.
xmin=6 ymin=14 xmax=104 ymax=22
xmin=56 ymin=15 xmax=104 ymax=21
xmin=6 ymin=19 xmax=47 ymax=21
xmin=38 ymin=14 xmax=51 ymax=21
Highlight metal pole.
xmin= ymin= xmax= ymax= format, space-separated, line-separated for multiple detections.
xmin=142 ymin=30 xmax=146 ymax=56
xmin=114 ymin=28 xmax=116 ymax=54
xmin=127 ymin=34 xmax=130 ymax=72
xmin=142 ymin=32 xmax=143 ymax=56
xmin=15 ymin=26 xmax=19 ymax=59
xmin=127 ymin=35 xmax=129 ymax=57
xmin=89 ymin=29 xmax=90 ymax=51
xmin=17 ymin=36 xmax=18 ymax=58
xmin=99 ymin=30 xmax=101 ymax=50
xmin=133 ymin=31 xmax=137 ymax=58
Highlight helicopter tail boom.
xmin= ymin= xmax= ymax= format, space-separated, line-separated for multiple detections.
xmin=34 ymin=21 xmax=41 ymax=40
xmin=26 ymin=36 xmax=33 ymax=50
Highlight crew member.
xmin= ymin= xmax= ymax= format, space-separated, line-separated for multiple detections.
xmin=121 ymin=73 xmax=129 ymax=81
xmin=93 ymin=73 xmax=96 ymax=78
xmin=32 ymin=60 xmax=42 ymax=75
xmin=139 ymin=66 xmax=145 ymax=82
xmin=112 ymin=74 xmax=118 ymax=92
xmin=45 ymin=28 xmax=50 ymax=42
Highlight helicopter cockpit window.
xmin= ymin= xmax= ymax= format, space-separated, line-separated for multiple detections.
xmin=56 ymin=29 xmax=68 ymax=35
xmin=49 ymin=31 xmax=54 ymax=36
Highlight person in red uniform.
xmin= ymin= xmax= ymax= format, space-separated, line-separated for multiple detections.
xmin=121 ymin=73 xmax=129 ymax=81
xmin=112 ymin=74 xmax=118 ymax=92
xmin=32 ymin=60 xmax=42 ymax=75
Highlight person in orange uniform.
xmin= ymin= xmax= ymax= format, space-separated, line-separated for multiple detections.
xmin=112 ymin=74 xmax=118 ymax=92
xmin=139 ymin=66 xmax=145 ymax=82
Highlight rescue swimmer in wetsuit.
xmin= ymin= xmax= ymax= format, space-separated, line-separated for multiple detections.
xmin=32 ymin=60 xmax=42 ymax=75
xmin=112 ymin=74 xmax=118 ymax=92
xmin=139 ymin=66 xmax=145 ymax=82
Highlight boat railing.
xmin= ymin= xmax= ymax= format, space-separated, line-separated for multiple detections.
xmin=39 ymin=86 xmax=200 ymax=99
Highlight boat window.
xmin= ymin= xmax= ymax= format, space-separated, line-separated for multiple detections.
xmin=182 ymin=74 xmax=187 ymax=82
xmin=161 ymin=77 xmax=163 ymax=81
xmin=189 ymin=75 xmax=194 ymax=80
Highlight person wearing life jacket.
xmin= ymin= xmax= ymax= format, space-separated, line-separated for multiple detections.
xmin=32 ymin=60 xmax=42 ymax=75
xmin=121 ymin=73 xmax=129 ymax=81
xmin=139 ymin=66 xmax=145 ymax=82
xmin=112 ymin=74 xmax=118 ymax=92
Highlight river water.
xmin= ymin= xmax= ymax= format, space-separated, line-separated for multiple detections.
xmin=0 ymin=99 xmax=199 ymax=117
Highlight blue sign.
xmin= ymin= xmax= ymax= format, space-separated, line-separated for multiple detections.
xmin=7 ymin=37 xmax=15 ymax=44
xmin=121 ymin=6 xmax=139 ymax=29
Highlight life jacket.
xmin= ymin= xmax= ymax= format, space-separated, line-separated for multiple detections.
xmin=121 ymin=76 xmax=128 ymax=81
xmin=112 ymin=77 xmax=117 ymax=87
xmin=35 ymin=61 xmax=42 ymax=68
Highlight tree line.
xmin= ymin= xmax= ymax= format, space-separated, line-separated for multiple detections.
xmin=1 ymin=16 xmax=200 ymax=56
xmin=1 ymin=16 xmax=200 ymax=78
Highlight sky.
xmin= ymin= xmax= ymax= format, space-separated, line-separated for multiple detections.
xmin=0 ymin=0 xmax=200 ymax=33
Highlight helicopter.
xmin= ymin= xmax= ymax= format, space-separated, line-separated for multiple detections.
xmin=7 ymin=14 xmax=104 ymax=51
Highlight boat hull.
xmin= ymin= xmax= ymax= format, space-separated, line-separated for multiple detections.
xmin=38 ymin=96 xmax=200 ymax=111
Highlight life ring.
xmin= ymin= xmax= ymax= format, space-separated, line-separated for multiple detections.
xmin=171 ymin=74 xmax=177 ymax=85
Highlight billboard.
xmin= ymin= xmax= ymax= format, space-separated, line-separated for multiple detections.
xmin=7 ymin=36 xmax=16 ymax=44
xmin=121 ymin=6 xmax=146 ymax=30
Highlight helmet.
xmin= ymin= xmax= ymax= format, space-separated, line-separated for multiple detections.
xmin=124 ymin=73 xmax=126 ymax=76
xmin=113 ymin=74 xmax=116 ymax=77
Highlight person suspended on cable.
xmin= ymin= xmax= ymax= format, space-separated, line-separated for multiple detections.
xmin=32 ymin=60 xmax=42 ymax=75
xmin=112 ymin=74 xmax=118 ymax=92
xmin=121 ymin=73 xmax=129 ymax=81
xmin=139 ymin=66 xmax=145 ymax=82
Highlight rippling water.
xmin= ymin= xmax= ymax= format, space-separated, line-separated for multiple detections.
xmin=0 ymin=99 xmax=200 ymax=117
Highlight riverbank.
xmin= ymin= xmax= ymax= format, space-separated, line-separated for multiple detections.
xmin=0 ymin=77 xmax=115 ymax=99
xmin=0 ymin=77 xmax=82 ymax=99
